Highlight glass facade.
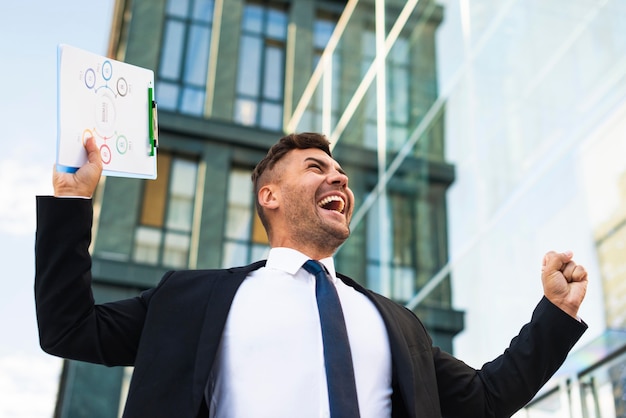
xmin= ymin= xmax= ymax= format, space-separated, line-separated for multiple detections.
xmin=524 ymin=330 xmax=626 ymax=417
xmin=222 ymin=167 xmax=270 ymax=267
xmin=234 ymin=0 xmax=288 ymax=130
xmin=133 ymin=152 xmax=199 ymax=268
xmin=157 ymin=0 xmax=215 ymax=115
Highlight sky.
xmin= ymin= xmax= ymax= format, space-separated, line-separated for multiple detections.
xmin=0 ymin=2 xmax=115 ymax=416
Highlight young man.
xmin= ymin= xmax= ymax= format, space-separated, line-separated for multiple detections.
xmin=36 ymin=132 xmax=588 ymax=417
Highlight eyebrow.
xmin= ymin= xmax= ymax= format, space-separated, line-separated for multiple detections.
xmin=304 ymin=156 xmax=347 ymax=176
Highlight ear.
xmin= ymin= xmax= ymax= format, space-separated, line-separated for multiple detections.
xmin=258 ymin=184 xmax=280 ymax=211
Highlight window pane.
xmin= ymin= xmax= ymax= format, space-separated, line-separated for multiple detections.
xmin=389 ymin=67 xmax=408 ymax=124
xmin=392 ymin=266 xmax=414 ymax=301
xmin=234 ymin=99 xmax=258 ymax=126
xmin=251 ymin=244 xmax=270 ymax=261
xmin=134 ymin=227 xmax=162 ymax=264
xmin=364 ymin=121 xmax=377 ymax=149
xmin=237 ymin=36 xmax=262 ymax=96
xmin=193 ymin=0 xmax=214 ymax=23
xmin=184 ymin=24 xmax=211 ymax=85
xmin=228 ymin=169 xmax=253 ymax=205
xmin=266 ymin=8 xmax=286 ymax=40
xmin=242 ymin=4 xmax=263 ymax=33
xmin=367 ymin=263 xmax=381 ymax=293
xmin=167 ymin=196 xmax=195 ymax=231
xmin=225 ymin=169 xmax=253 ymax=240
xmin=163 ymin=232 xmax=190 ymax=268
xmin=166 ymin=159 xmax=198 ymax=231
xmin=166 ymin=0 xmax=189 ymax=17
xmin=160 ymin=20 xmax=185 ymax=79
xmin=314 ymin=19 xmax=334 ymax=48
xmin=140 ymin=153 xmax=171 ymax=227
xmin=260 ymin=102 xmax=282 ymax=130
xmin=156 ymin=82 xmax=180 ymax=111
xmin=181 ymin=87 xmax=205 ymax=115
xmin=252 ymin=212 xmax=268 ymax=244
xmin=390 ymin=37 xmax=408 ymax=62
xmin=226 ymin=206 xmax=253 ymax=240
xmin=389 ymin=126 xmax=408 ymax=150
xmin=222 ymin=242 xmax=249 ymax=267
xmin=361 ymin=31 xmax=376 ymax=59
xmin=263 ymin=46 xmax=283 ymax=99
xmin=170 ymin=159 xmax=198 ymax=196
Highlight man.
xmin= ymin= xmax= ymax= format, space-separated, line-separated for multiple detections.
xmin=36 ymin=132 xmax=588 ymax=418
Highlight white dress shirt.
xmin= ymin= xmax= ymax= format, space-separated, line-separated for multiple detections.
xmin=209 ymin=248 xmax=392 ymax=418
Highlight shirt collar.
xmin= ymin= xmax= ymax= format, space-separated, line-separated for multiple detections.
xmin=266 ymin=247 xmax=337 ymax=280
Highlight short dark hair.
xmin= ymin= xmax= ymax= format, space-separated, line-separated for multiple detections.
xmin=251 ymin=132 xmax=333 ymax=232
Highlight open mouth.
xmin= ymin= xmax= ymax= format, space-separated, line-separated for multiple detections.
xmin=318 ymin=195 xmax=346 ymax=214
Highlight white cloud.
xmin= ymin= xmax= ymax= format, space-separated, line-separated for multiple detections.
xmin=0 ymin=159 xmax=53 ymax=236
xmin=0 ymin=353 xmax=61 ymax=418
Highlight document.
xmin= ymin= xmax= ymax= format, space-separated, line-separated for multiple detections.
xmin=56 ymin=44 xmax=157 ymax=179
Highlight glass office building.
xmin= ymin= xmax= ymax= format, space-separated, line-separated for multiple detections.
xmin=435 ymin=1 xmax=626 ymax=417
xmin=51 ymin=0 xmax=626 ymax=417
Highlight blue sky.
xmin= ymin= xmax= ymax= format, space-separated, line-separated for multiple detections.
xmin=0 ymin=2 xmax=114 ymax=416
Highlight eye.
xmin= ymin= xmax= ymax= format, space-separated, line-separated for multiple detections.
xmin=308 ymin=163 xmax=322 ymax=171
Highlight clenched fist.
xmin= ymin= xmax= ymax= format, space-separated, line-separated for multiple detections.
xmin=541 ymin=250 xmax=588 ymax=319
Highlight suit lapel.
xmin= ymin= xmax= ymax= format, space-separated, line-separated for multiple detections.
xmin=337 ymin=274 xmax=418 ymax=418
xmin=192 ymin=261 xmax=266 ymax=412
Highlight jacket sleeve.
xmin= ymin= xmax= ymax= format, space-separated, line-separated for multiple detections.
xmin=34 ymin=196 xmax=155 ymax=366
xmin=434 ymin=296 xmax=587 ymax=418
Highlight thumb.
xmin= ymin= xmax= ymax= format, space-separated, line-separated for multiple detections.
xmin=84 ymin=135 xmax=103 ymax=168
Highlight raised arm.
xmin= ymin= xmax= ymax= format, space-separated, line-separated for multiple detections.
xmin=35 ymin=137 xmax=146 ymax=366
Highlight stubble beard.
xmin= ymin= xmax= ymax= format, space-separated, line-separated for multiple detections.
xmin=285 ymin=201 xmax=350 ymax=256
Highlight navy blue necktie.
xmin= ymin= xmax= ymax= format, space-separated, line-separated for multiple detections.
xmin=303 ymin=260 xmax=360 ymax=418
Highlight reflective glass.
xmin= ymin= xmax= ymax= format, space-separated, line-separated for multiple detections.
xmin=225 ymin=169 xmax=253 ymax=240
xmin=234 ymin=99 xmax=258 ymax=126
xmin=133 ymin=227 xmax=162 ymax=264
xmin=184 ymin=24 xmax=211 ymax=85
xmin=266 ymin=8 xmax=287 ymax=40
xmin=163 ymin=232 xmax=191 ymax=268
xmin=242 ymin=3 xmax=263 ymax=33
xmin=222 ymin=242 xmax=249 ymax=267
xmin=160 ymin=20 xmax=185 ymax=79
xmin=155 ymin=81 xmax=180 ymax=111
xmin=181 ymin=87 xmax=205 ymax=115
xmin=193 ymin=0 xmax=214 ymax=23
xmin=237 ymin=36 xmax=262 ymax=96
xmin=260 ymin=102 xmax=282 ymax=131
xmin=263 ymin=46 xmax=283 ymax=99
xmin=166 ymin=159 xmax=198 ymax=231
xmin=314 ymin=19 xmax=335 ymax=48
xmin=166 ymin=0 xmax=189 ymax=17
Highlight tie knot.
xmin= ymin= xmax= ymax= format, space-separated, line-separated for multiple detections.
xmin=302 ymin=259 xmax=326 ymax=277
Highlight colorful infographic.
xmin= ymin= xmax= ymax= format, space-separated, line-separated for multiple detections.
xmin=56 ymin=44 xmax=157 ymax=179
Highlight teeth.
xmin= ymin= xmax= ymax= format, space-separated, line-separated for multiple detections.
xmin=318 ymin=195 xmax=345 ymax=213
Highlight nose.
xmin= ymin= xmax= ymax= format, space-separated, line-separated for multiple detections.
xmin=328 ymin=169 xmax=349 ymax=187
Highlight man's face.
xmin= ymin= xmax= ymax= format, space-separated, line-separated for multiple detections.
xmin=269 ymin=148 xmax=355 ymax=256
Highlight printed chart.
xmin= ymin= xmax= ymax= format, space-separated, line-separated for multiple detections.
xmin=57 ymin=44 xmax=157 ymax=179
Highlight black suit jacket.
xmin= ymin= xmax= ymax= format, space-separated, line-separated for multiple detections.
xmin=35 ymin=196 xmax=587 ymax=418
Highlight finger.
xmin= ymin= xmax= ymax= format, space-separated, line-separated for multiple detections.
xmin=561 ymin=261 xmax=577 ymax=281
xmin=570 ymin=264 xmax=588 ymax=282
xmin=543 ymin=250 xmax=573 ymax=273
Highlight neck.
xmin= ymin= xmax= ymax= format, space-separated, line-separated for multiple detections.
xmin=269 ymin=240 xmax=336 ymax=261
